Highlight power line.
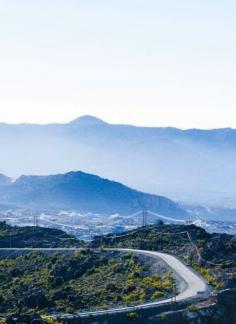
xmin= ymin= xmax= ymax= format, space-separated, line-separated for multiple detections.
xmin=3 ymin=211 xmax=225 ymax=266
xmin=110 ymin=227 xmax=225 ymax=267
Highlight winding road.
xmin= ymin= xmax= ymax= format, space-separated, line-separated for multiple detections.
xmin=77 ymin=248 xmax=208 ymax=317
xmin=0 ymin=247 xmax=208 ymax=317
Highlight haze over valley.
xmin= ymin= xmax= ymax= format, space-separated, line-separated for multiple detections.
xmin=1 ymin=117 xmax=236 ymax=239
xmin=1 ymin=115 xmax=236 ymax=209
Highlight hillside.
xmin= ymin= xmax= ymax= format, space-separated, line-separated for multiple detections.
xmin=0 ymin=222 xmax=83 ymax=248
xmin=91 ymin=225 xmax=236 ymax=324
xmin=1 ymin=116 xmax=236 ymax=208
xmin=0 ymin=223 xmax=175 ymax=320
xmin=0 ymin=250 xmax=174 ymax=317
xmin=0 ymin=223 xmax=235 ymax=323
xmin=92 ymin=224 xmax=236 ymax=290
xmin=0 ymin=171 xmax=187 ymax=216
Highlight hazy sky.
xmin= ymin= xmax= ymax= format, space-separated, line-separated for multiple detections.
xmin=0 ymin=0 xmax=236 ymax=128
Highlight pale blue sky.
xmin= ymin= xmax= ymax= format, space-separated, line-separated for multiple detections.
xmin=0 ymin=0 xmax=236 ymax=128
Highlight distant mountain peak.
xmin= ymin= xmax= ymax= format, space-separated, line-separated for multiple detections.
xmin=69 ymin=115 xmax=107 ymax=126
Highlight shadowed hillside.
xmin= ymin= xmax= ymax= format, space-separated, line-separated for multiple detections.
xmin=0 ymin=171 xmax=186 ymax=216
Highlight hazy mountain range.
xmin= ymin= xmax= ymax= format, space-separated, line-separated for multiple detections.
xmin=0 ymin=171 xmax=186 ymax=216
xmin=0 ymin=115 xmax=236 ymax=208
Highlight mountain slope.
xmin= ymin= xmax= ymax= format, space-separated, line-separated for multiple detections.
xmin=0 ymin=174 xmax=11 ymax=186
xmin=0 ymin=171 xmax=186 ymax=216
xmin=1 ymin=116 xmax=236 ymax=207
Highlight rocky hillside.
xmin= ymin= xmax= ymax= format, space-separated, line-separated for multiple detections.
xmin=0 ymin=251 xmax=174 ymax=316
xmin=90 ymin=225 xmax=236 ymax=323
xmin=0 ymin=222 xmax=83 ymax=248
xmin=92 ymin=224 xmax=236 ymax=290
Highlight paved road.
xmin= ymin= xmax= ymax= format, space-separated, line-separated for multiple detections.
xmin=76 ymin=248 xmax=208 ymax=317
xmin=0 ymin=247 xmax=208 ymax=317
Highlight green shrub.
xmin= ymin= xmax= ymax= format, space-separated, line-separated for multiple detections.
xmin=187 ymin=305 xmax=199 ymax=313
xmin=160 ymin=314 xmax=167 ymax=320
xmin=41 ymin=316 xmax=60 ymax=324
xmin=126 ymin=312 xmax=139 ymax=320
xmin=151 ymin=291 xmax=165 ymax=300
xmin=65 ymin=306 xmax=75 ymax=313
xmin=216 ymin=283 xmax=224 ymax=290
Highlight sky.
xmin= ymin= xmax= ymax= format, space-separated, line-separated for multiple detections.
xmin=0 ymin=0 xmax=236 ymax=128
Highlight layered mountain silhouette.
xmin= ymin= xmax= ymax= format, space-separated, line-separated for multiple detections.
xmin=0 ymin=171 xmax=186 ymax=216
xmin=0 ymin=115 xmax=236 ymax=207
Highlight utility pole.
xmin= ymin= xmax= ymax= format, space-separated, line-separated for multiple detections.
xmin=142 ymin=209 xmax=148 ymax=227
xmin=171 ymin=275 xmax=177 ymax=311
xmin=33 ymin=215 xmax=37 ymax=227
xmin=173 ymin=281 xmax=177 ymax=311
xmin=9 ymin=231 xmax=12 ymax=248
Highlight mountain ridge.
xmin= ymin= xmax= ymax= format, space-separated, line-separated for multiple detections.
xmin=0 ymin=171 xmax=187 ymax=217
xmin=1 ymin=115 xmax=236 ymax=131
xmin=0 ymin=115 xmax=236 ymax=208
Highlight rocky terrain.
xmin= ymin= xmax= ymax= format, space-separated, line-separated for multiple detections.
xmin=92 ymin=224 xmax=236 ymax=289
xmin=0 ymin=222 xmax=83 ymax=248
xmin=0 ymin=223 xmax=235 ymax=323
